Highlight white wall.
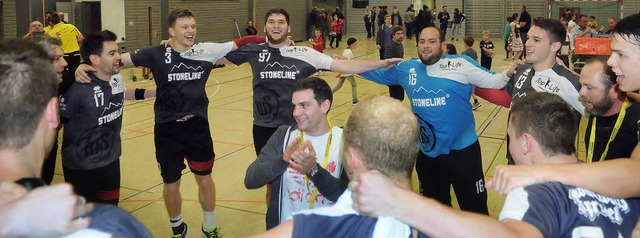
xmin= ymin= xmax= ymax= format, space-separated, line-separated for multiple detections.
xmin=75 ymin=0 xmax=126 ymax=42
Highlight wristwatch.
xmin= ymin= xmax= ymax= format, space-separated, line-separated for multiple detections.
xmin=307 ymin=163 xmax=320 ymax=177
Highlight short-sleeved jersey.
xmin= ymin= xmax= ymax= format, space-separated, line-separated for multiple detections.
xmin=60 ymin=73 xmax=125 ymax=170
xmin=130 ymin=42 xmax=233 ymax=124
xmin=292 ymin=190 xmax=425 ymax=238
xmin=45 ymin=23 xmax=82 ymax=53
xmin=360 ymin=55 xmax=510 ymax=157
xmin=499 ymin=182 xmax=640 ymax=238
xmin=506 ymin=63 xmax=584 ymax=116
xmin=224 ymin=44 xmax=333 ymax=128
xmin=585 ymin=102 xmax=640 ymax=161
xmin=479 ymin=40 xmax=494 ymax=58
xmin=461 ymin=48 xmax=478 ymax=62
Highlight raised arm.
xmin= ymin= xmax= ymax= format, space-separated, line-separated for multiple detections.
xmin=350 ymin=171 xmax=541 ymax=238
xmin=489 ymin=150 xmax=640 ymax=198
xmin=330 ymin=58 xmax=402 ymax=74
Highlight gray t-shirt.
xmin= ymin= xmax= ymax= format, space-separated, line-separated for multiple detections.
xmin=461 ymin=48 xmax=478 ymax=62
xmin=60 ymin=73 xmax=125 ymax=170
xmin=224 ymin=44 xmax=333 ymax=128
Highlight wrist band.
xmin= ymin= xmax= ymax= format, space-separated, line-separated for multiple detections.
xmin=134 ymin=88 xmax=146 ymax=100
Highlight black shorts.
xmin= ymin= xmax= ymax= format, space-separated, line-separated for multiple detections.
xmin=414 ymin=140 xmax=488 ymax=215
xmin=63 ymin=159 xmax=121 ymax=205
xmin=155 ymin=117 xmax=215 ymax=183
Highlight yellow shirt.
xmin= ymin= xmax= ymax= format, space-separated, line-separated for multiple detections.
xmin=45 ymin=23 xmax=81 ymax=53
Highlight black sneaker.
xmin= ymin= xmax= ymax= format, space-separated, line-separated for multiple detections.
xmin=172 ymin=223 xmax=189 ymax=238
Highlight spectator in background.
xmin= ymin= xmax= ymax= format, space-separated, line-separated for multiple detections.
xmin=518 ymin=5 xmax=532 ymax=59
xmin=437 ymin=6 xmax=450 ymax=37
xmin=390 ymin=6 xmax=403 ymax=27
xmin=384 ymin=25 xmax=405 ymax=102
xmin=600 ymin=16 xmax=617 ymax=34
xmin=509 ymin=13 xmax=523 ymax=62
xmin=43 ymin=12 xmax=83 ymax=95
xmin=572 ymin=15 xmax=594 ymax=39
xmin=316 ymin=9 xmax=329 ymax=48
xmin=246 ymin=20 xmax=258 ymax=36
xmin=376 ymin=15 xmax=393 ymax=60
xmin=451 ymin=8 xmax=466 ymax=41
xmin=414 ymin=5 xmax=431 ymax=45
xmin=479 ymin=30 xmax=495 ymax=70
xmin=331 ymin=6 xmax=344 ymax=20
xmin=329 ymin=14 xmax=344 ymax=49
xmin=446 ymin=43 xmax=457 ymax=54
xmin=364 ymin=5 xmax=373 ymax=40
xmin=588 ymin=16 xmax=598 ymax=31
xmin=404 ymin=6 xmax=415 ymax=40
xmin=309 ymin=7 xmax=318 ymax=39
xmin=23 ymin=21 xmax=48 ymax=39
xmin=460 ymin=35 xmax=482 ymax=110
xmin=377 ymin=6 xmax=388 ymax=31
xmin=503 ymin=16 xmax=512 ymax=60
xmin=370 ymin=6 xmax=378 ymax=37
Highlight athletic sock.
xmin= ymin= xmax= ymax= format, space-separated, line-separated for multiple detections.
xmin=170 ymin=214 xmax=184 ymax=234
xmin=203 ymin=210 xmax=215 ymax=229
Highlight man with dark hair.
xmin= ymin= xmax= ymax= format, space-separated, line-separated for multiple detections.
xmin=384 ymin=25 xmax=405 ymax=101
xmin=75 ymin=7 xmax=266 ymax=238
xmin=437 ymin=6 xmax=450 ymax=37
xmin=0 ymin=39 xmax=150 ymax=238
xmin=255 ymin=96 xmax=422 ymax=238
xmin=572 ymin=15 xmax=594 ymax=39
xmin=579 ymin=57 xmax=640 ymax=162
xmin=61 ymin=30 xmax=154 ymax=206
xmin=245 ymin=77 xmax=346 ymax=229
xmin=413 ymin=5 xmax=431 ymax=45
xmin=360 ymin=26 xmax=516 ymax=215
xmin=215 ymin=8 xmax=399 ymax=158
xmin=488 ymin=14 xmax=640 ymax=208
xmin=370 ymin=6 xmax=377 ymax=37
xmin=377 ymin=6 xmax=388 ymax=31
xmin=476 ymin=18 xmax=584 ymax=165
xmin=518 ymin=5 xmax=532 ymax=59
xmin=44 ymin=12 xmax=83 ymax=95
xmin=350 ymin=92 xmax=640 ymax=238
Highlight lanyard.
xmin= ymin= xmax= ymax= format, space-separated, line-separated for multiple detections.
xmin=299 ymin=121 xmax=332 ymax=209
xmin=587 ymin=98 xmax=628 ymax=163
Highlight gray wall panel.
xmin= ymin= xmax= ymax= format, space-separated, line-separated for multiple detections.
xmin=168 ymin=0 xmax=249 ymax=42
xmin=551 ymin=1 xmax=620 ymax=31
xmin=124 ymin=0 xmax=162 ymax=52
xmin=345 ymin=0 xmax=412 ymax=35
xmin=3 ymin=0 xmax=17 ymax=39
xmin=465 ymin=0 xmax=547 ymax=38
